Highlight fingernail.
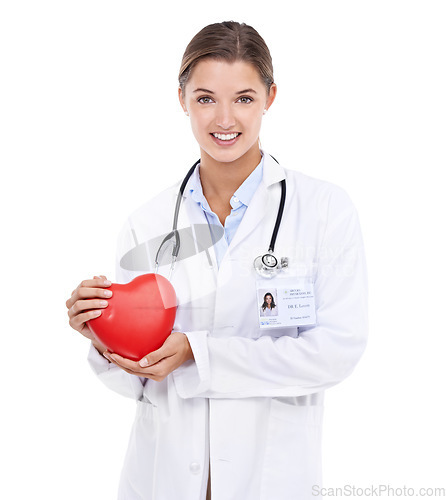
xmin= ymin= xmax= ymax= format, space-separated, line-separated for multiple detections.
xmin=99 ymin=300 xmax=108 ymax=307
xmin=103 ymin=290 xmax=112 ymax=297
xmin=104 ymin=280 xmax=112 ymax=286
xmin=139 ymin=358 xmax=149 ymax=368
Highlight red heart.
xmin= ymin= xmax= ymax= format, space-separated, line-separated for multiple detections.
xmin=88 ymin=274 xmax=177 ymax=361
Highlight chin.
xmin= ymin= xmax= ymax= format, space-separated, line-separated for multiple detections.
xmin=212 ymin=151 xmax=244 ymax=163
xmin=202 ymin=141 xmax=259 ymax=164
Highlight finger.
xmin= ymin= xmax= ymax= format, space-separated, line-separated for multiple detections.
xmin=105 ymin=352 xmax=142 ymax=372
xmin=66 ymin=285 xmax=113 ymax=309
xmin=105 ymin=358 xmax=169 ymax=381
xmin=102 ymin=353 xmax=138 ymax=375
xmin=106 ymin=352 xmax=169 ymax=380
xmin=140 ymin=336 xmax=176 ymax=367
xmin=120 ymin=363 xmax=167 ymax=381
xmin=139 ymin=349 xmax=166 ymax=368
xmin=108 ymin=362 xmax=153 ymax=378
xmin=69 ymin=278 xmax=110 ymax=302
xmin=80 ymin=278 xmax=112 ymax=289
xmin=68 ymin=298 xmax=109 ymax=318
xmin=141 ymin=357 xmax=176 ymax=381
xmin=67 ymin=279 xmax=111 ymax=308
xmin=69 ymin=309 xmax=102 ymax=330
xmin=139 ymin=350 xmax=174 ymax=369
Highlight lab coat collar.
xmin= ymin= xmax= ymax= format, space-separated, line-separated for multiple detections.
xmin=261 ymin=151 xmax=286 ymax=186
xmin=225 ymin=152 xmax=286 ymax=256
xmin=182 ymin=151 xmax=285 ymax=199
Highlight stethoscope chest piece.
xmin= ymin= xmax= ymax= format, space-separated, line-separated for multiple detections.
xmin=254 ymin=252 xmax=289 ymax=279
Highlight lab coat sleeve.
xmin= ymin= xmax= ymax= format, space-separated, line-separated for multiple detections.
xmin=87 ymin=219 xmax=146 ymax=401
xmin=173 ymin=188 xmax=368 ymax=399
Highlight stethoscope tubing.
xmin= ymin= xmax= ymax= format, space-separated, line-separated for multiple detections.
xmin=155 ymin=156 xmax=286 ymax=276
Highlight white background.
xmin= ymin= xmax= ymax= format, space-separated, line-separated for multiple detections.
xmin=1 ymin=1 xmax=445 ymax=498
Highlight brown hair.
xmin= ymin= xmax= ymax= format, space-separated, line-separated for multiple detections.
xmin=178 ymin=21 xmax=274 ymax=95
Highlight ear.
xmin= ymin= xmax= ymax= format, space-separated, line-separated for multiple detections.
xmin=265 ymin=83 xmax=277 ymax=112
xmin=178 ymin=87 xmax=187 ymax=113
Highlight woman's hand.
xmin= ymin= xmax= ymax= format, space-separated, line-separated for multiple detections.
xmin=66 ymin=275 xmax=112 ymax=353
xmin=103 ymin=332 xmax=194 ymax=382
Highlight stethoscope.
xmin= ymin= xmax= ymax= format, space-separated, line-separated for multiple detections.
xmin=155 ymin=157 xmax=288 ymax=280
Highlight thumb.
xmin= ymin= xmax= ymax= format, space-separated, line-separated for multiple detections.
xmin=139 ymin=346 xmax=166 ymax=368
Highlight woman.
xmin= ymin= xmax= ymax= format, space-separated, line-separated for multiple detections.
xmin=260 ymin=292 xmax=278 ymax=316
xmin=66 ymin=21 xmax=367 ymax=500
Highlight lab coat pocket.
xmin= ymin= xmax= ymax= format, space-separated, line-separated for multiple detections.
xmin=260 ymin=399 xmax=323 ymax=500
xmin=270 ymin=397 xmax=324 ymax=424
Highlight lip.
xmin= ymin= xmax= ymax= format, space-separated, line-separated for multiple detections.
xmin=210 ymin=132 xmax=242 ymax=146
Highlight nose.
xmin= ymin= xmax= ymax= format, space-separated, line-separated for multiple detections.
xmin=215 ymin=103 xmax=236 ymax=130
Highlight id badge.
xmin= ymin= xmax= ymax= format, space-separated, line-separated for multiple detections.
xmin=256 ymin=275 xmax=316 ymax=329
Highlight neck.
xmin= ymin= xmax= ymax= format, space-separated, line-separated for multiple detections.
xmin=199 ymin=146 xmax=262 ymax=200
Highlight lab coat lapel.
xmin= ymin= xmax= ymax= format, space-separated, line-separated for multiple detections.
xmin=181 ymin=188 xmax=219 ymax=274
xmin=227 ymin=153 xmax=286 ymax=255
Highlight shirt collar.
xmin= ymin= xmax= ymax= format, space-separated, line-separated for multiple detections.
xmin=188 ymin=165 xmax=209 ymax=210
xmin=187 ymin=154 xmax=264 ymax=209
xmin=231 ymin=156 xmax=264 ymax=207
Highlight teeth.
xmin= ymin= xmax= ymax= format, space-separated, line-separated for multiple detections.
xmin=212 ymin=133 xmax=239 ymax=141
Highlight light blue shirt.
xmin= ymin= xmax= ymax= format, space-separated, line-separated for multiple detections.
xmin=188 ymin=156 xmax=264 ymax=268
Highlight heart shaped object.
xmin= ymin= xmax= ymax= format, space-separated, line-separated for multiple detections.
xmin=88 ymin=274 xmax=177 ymax=361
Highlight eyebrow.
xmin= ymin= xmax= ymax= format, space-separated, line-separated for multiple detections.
xmin=192 ymin=88 xmax=257 ymax=94
xmin=193 ymin=88 xmax=215 ymax=94
xmin=236 ymin=88 xmax=257 ymax=95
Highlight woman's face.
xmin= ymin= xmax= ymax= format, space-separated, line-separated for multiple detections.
xmin=179 ymin=59 xmax=276 ymax=165
xmin=265 ymin=294 xmax=272 ymax=305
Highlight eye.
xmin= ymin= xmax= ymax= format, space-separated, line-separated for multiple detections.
xmin=237 ymin=96 xmax=254 ymax=104
xmin=197 ymin=96 xmax=214 ymax=104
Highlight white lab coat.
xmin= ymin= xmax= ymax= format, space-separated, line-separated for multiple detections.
xmin=88 ymin=153 xmax=368 ymax=500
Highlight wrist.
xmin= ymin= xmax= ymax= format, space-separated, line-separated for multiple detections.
xmin=183 ymin=334 xmax=194 ymax=361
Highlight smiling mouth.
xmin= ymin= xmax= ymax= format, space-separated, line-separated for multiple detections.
xmin=211 ymin=132 xmax=241 ymax=141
